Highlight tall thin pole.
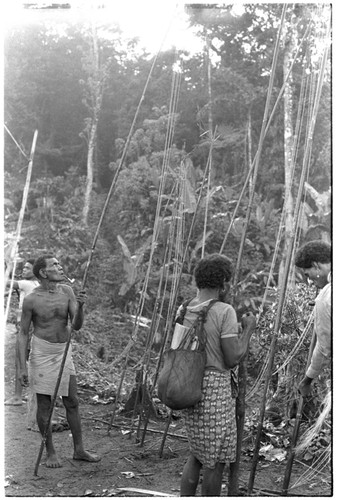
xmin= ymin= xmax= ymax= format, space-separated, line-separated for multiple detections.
xmin=227 ymin=7 xmax=287 ymax=495
xmin=219 ymin=20 xmax=312 ymax=256
xmin=247 ymin=37 xmax=329 ymax=493
xmin=32 ymin=46 xmax=167 ymax=475
xmin=202 ymin=32 xmax=213 ymax=258
xmin=281 ymin=27 xmax=330 ymax=492
xmin=231 ymin=4 xmax=286 ymax=299
xmin=282 ymin=328 xmax=316 ymax=494
xmin=81 ymin=52 xmax=160 ymax=286
xmin=4 ymin=130 xmax=38 ymax=323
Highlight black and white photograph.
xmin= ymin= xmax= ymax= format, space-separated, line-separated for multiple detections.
xmin=3 ymin=1 xmax=332 ymax=497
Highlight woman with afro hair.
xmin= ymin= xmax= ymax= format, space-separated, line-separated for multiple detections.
xmin=179 ymin=253 xmax=256 ymax=496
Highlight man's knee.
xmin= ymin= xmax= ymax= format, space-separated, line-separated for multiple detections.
xmin=63 ymin=376 xmax=79 ymax=409
xmin=36 ymin=394 xmax=52 ymax=417
xmin=63 ymin=394 xmax=79 ymax=410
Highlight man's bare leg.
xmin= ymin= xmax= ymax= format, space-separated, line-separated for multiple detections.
xmin=5 ymin=340 xmax=23 ymax=406
xmin=63 ymin=376 xmax=100 ymax=462
xmin=36 ymin=393 xmax=62 ymax=468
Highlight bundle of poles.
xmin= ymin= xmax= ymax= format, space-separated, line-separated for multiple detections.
xmin=5 ymin=4 xmax=330 ymax=492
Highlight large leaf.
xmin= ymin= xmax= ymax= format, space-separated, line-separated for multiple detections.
xmin=304 ymin=182 xmax=331 ymax=214
xmin=117 ymin=235 xmax=132 ymax=261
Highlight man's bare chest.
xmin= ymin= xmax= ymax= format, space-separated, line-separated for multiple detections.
xmin=33 ymin=292 xmax=69 ymax=321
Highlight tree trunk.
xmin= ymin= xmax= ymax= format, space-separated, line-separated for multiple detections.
xmin=279 ymin=18 xmax=296 ymax=289
xmin=81 ymin=21 xmax=103 ymax=226
xmin=82 ymin=120 xmax=97 ymax=225
xmin=247 ymin=109 xmax=253 ymax=195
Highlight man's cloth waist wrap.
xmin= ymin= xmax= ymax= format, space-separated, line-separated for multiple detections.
xmin=28 ymin=335 xmax=76 ymax=397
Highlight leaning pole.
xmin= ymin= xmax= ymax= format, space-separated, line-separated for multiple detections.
xmin=33 ymin=47 xmax=162 ymax=476
xmin=247 ymin=33 xmax=329 ymax=492
xmin=4 ymin=130 xmax=38 ymax=323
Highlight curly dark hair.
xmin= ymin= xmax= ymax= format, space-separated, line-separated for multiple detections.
xmin=194 ymin=253 xmax=233 ymax=289
xmin=33 ymin=254 xmax=54 ymax=279
xmin=295 ymin=240 xmax=331 ymax=269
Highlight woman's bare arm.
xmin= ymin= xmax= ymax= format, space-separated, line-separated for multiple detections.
xmin=221 ymin=313 xmax=256 ymax=368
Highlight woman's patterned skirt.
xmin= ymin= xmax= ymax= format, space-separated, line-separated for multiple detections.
xmin=183 ymin=370 xmax=237 ymax=469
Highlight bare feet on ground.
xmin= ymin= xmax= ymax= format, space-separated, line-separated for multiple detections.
xmin=73 ymin=450 xmax=101 ymax=462
xmin=46 ymin=453 xmax=62 ymax=468
xmin=5 ymin=396 xmax=22 ymax=406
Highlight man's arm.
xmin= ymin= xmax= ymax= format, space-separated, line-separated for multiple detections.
xmin=299 ymin=288 xmax=331 ymax=396
xmin=306 ymin=341 xmax=331 ymax=379
xmin=299 ymin=341 xmax=331 ymax=396
xmin=66 ymin=285 xmax=86 ymax=331
xmin=18 ymin=297 xmax=33 ymax=386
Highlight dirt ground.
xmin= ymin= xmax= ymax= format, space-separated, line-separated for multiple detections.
xmin=4 ymin=323 xmax=332 ymax=497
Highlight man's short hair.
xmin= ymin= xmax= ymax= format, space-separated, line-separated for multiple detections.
xmin=194 ymin=253 xmax=233 ymax=289
xmin=33 ymin=254 xmax=54 ymax=279
xmin=26 ymin=258 xmax=35 ymax=267
xmin=295 ymin=240 xmax=331 ymax=269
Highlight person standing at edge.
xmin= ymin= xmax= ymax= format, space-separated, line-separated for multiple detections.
xmin=179 ymin=253 xmax=256 ymax=496
xmin=5 ymin=259 xmax=39 ymax=406
xmin=18 ymin=254 xmax=100 ymax=468
xmin=294 ymin=240 xmax=331 ymax=397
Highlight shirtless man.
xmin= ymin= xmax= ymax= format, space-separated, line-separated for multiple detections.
xmin=5 ymin=259 xmax=39 ymax=406
xmin=18 ymin=254 xmax=100 ymax=468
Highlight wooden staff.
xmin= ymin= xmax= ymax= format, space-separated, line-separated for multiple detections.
xmin=159 ymin=411 xmax=173 ymax=458
xmin=33 ymin=46 xmax=165 ymax=476
xmin=228 ymin=357 xmax=247 ymax=496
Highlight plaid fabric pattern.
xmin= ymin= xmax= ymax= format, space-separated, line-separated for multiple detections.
xmin=183 ymin=370 xmax=236 ymax=468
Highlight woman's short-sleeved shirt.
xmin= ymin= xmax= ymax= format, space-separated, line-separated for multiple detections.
xmin=180 ymin=299 xmax=239 ymax=372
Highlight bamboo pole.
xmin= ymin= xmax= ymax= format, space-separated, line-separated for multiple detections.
xmin=201 ymin=32 xmax=213 ymax=259
xmin=107 ymin=350 xmax=131 ymax=434
xmin=228 ymin=358 xmax=247 ymax=496
xmin=282 ymin=330 xmax=317 ymax=494
xmin=80 ymin=8 xmax=179 ymax=284
xmin=247 ymin=37 xmax=329 ymax=493
xmin=101 ymin=67 xmax=183 ymax=427
xmin=227 ymin=7 xmax=287 ymax=495
xmin=219 ymin=21 xmax=312 ymax=255
xmin=4 ymin=130 xmax=38 ymax=323
xmin=112 ymin=177 xmax=180 ymax=437
xmin=159 ymin=411 xmax=173 ymax=458
xmin=247 ymin=244 xmax=294 ymax=493
xmin=140 ymin=171 xmax=198 ymax=446
xmin=135 ymin=156 xmax=212 ymax=451
xmin=81 ymin=52 xmax=160 ymax=287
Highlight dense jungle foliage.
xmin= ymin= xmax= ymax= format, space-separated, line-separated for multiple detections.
xmin=4 ymin=4 xmax=331 ymax=428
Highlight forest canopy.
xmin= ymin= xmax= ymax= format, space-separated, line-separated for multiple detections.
xmin=4 ymin=3 xmax=331 ymax=313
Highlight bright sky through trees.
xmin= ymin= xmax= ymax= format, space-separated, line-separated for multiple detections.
xmin=4 ymin=0 xmax=206 ymax=54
